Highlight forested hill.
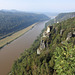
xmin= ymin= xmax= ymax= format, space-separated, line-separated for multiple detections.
xmin=0 ymin=10 xmax=49 ymax=38
xmin=46 ymin=12 xmax=75 ymax=25
xmin=55 ymin=12 xmax=75 ymax=22
xmin=10 ymin=17 xmax=75 ymax=74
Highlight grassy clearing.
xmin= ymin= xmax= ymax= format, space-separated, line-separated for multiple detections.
xmin=0 ymin=23 xmax=37 ymax=49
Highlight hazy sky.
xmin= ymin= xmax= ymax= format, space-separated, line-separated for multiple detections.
xmin=0 ymin=0 xmax=75 ymax=13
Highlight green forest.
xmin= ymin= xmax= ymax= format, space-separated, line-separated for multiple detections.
xmin=0 ymin=11 xmax=49 ymax=39
xmin=10 ymin=16 xmax=75 ymax=75
xmin=46 ymin=12 xmax=75 ymax=25
xmin=55 ymin=12 xmax=75 ymax=22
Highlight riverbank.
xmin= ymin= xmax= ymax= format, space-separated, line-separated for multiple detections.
xmin=0 ymin=23 xmax=37 ymax=50
xmin=0 ymin=21 xmax=46 ymax=75
xmin=10 ymin=18 xmax=75 ymax=75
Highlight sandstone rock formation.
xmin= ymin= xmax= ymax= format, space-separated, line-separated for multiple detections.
xmin=66 ymin=32 xmax=72 ymax=41
xmin=60 ymin=29 xmax=64 ymax=36
xmin=37 ymin=25 xmax=53 ymax=54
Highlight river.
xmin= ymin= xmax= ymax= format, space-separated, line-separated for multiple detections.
xmin=0 ymin=21 xmax=47 ymax=75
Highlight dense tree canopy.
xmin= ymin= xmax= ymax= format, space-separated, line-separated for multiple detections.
xmin=46 ymin=12 xmax=75 ymax=26
xmin=10 ymin=16 xmax=75 ymax=75
xmin=55 ymin=12 xmax=75 ymax=22
xmin=0 ymin=11 xmax=49 ymax=39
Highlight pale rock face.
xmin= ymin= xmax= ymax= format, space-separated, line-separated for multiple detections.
xmin=37 ymin=26 xmax=53 ymax=55
xmin=73 ymin=31 xmax=75 ymax=37
xmin=37 ymin=49 xmax=40 ymax=54
xmin=43 ymin=32 xmax=47 ymax=37
xmin=60 ymin=29 xmax=64 ymax=35
xmin=40 ymin=41 xmax=45 ymax=50
xmin=57 ymin=21 xmax=59 ymax=23
xmin=66 ymin=32 xmax=72 ymax=41
xmin=46 ymin=27 xmax=50 ymax=33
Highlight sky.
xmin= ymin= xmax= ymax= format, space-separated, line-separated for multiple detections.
xmin=0 ymin=0 xmax=75 ymax=13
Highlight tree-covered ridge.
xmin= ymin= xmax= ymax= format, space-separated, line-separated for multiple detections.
xmin=46 ymin=12 xmax=75 ymax=26
xmin=0 ymin=11 xmax=49 ymax=38
xmin=55 ymin=12 xmax=75 ymax=22
xmin=10 ymin=17 xmax=75 ymax=75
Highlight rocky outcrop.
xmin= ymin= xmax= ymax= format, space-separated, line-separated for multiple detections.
xmin=46 ymin=26 xmax=53 ymax=33
xmin=43 ymin=26 xmax=53 ymax=38
xmin=37 ymin=25 xmax=53 ymax=54
xmin=37 ymin=48 xmax=41 ymax=54
xmin=43 ymin=31 xmax=51 ymax=38
xmin=61 ymin=31 xmax=75 ymax=43
xmin=60 ymin=29 xmax=64 ymax=36
xmin=43 ymin=31 xmax=47 ymax=37
xmin=37 ymin=24 xmax=75 ymax=54
xmin=40 ymin=39 xmax=46 ymax=50
xmin=37 ymin=39 xmax=45 ymax=54
xmin=66 ymin=32 xmax=75 ymax=41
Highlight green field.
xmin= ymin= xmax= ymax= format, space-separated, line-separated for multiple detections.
xmin=0 ymin=23 xmax=37 ymax=49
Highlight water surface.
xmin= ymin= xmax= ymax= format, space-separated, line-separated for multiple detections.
xmin=0 ymin=21 xmax=47 ymax=75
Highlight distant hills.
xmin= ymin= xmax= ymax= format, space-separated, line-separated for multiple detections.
xmin=46 ymin=12 xmax=75 ymax=25
xmin=55 ymin=12 xmax=75 ymax=22
xmin=41 ymin=12 xmax=58 ymax=18
xmin=0 ymin=10 xmax=49 ymax=38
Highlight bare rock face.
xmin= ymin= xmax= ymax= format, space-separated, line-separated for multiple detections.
xmin=43 ymin=31 xmax=47 ymax=37
xmin=37 ymin=39 xmax=46 ymax=54
xmin=47 ymin=26 xmax=50 ymax=33
xmin=40 ymin=40 xmax=45 ymax=50
xmin=37 ymin=48 xmax=41 ymax=54
xmin=37 ymin=25 xmax=53 ymax=55
xmin=66 ymin=32 xmax=72 ymax=41
xmin=46 ymin=26 xmax=53 ymax=33
xmin=43 ymin=31 xmax=51 ymax=38
xmin=43 ymin=25 xmax=53 ymax=38
xmin=67 ymin=32 xmax=72 ymax=38
xmin=60 ymin=29 xmax=64 ymax=35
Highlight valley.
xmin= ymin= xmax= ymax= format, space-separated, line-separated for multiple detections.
xmin=0 ymin=23 xmax=36 ymax=49
xmin=0 ymin=21 xmax=47 ymax=75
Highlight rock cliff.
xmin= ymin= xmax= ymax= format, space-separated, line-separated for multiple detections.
xmin=37 ymin=25 xmax=53 ymax=54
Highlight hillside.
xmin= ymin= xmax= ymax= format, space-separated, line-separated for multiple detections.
xmin=46 ymin=12 xmax=75 ymax=25
xmin=10 ymin=17 xmax=75 ymax=74
xmin=0 ymin=10 xmax=49 ymax=39
xmin=55 ymin=12 xmax=75 ymax=22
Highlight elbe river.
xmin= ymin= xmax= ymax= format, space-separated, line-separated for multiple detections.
xmin=0 ymin=21 xmax=47 ymax=75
